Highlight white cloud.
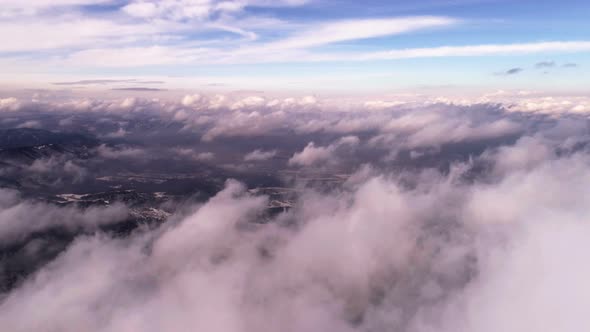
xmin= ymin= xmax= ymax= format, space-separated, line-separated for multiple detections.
xmin=105 ymin=127 xmax=128 ymax=138
xmin=260 ymin=16 xmax=458 ymax=50
xmin=288 ymin=142 xmax=334 ymax=166
xmin=0 ymin=189 xmax=128 ymax=243
xmin=16 ymin=120 xmax=42 ymax=129
xmin=485 ymin=136 xmax=555 ymax=174
xmin=3 ymin=149 xmax=590 ymax=330
xmin=52 ymin=40 xmax=590 ymax=68
xmin=0 ymin=97 xmax=21 ymax=111
xmin=288 ymin=137 xmax=358 ymax=166
xmin=66 ymin=46 xmax=202 ymax=67
xmin=0 ymin=0 xmax=113 ymax=17
xmin=96 ymin=144 xmax=146 ymax=159
xmin=196 ymin=151 xmax=215 ymax=161
xmin=201 ymin=108 xmax=288 ymax=141
xmin=122 ymin=0 xmax=309 ymax=21
xmin=1 ymin=0 xmax=111 ymax=8
xmin=181 ymin=94 xmax=204 ymax=106
xmin=355 ymin=41 xmax=590 ymax=61
xmin=174 ymin=148 xmax=215 ymax=161
xmin=4 ymin=91 xmax=590 ymax=331
xmin=244 ymin=149 xmax=277 ymax=162
xmin=0 ymin=19 xmax=161 ymax=52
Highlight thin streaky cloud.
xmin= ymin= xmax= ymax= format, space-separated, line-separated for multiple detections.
xmin=535 ymin=61 xmax=556 ymax=68
xmin=258 ymin=16 xmax=459 ymax=50
xmin=53 ymin=79 xmax=165 ymax=85
xmin=60 ymin=40 xmax=590 ymax=67
xmin=111 ymin=87 xmax=167 ymax=91
xmin=355 ymin=41 xmax=590 ymax=61
xmin=504 ymin=68 xmax=524 ymax=75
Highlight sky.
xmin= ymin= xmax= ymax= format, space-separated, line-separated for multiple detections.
xmin=1 ymin=0 xmax=589 ymax=93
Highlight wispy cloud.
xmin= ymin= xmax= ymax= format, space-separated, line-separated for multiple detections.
xmin=563 ymin=63 xmax=578 ymax=68
xmin=53 ymin=79 xmax=165 ymax=85
xmin=535 ymin=61 xmax=556 ymax=68
xmin=353 ymin=41 xmax=590 ymax=61
xmin=111 ymin=87 xmax=167 ymax=91
xmin=259 ymin=16 xmax=458 ymax=50
xmin=503 ymin=67 xmax=524 ymax=75
xmin=122 ymin=0 xmax=309 ymax=21
xmin=57 ymin=40 xmax=590 ymax=67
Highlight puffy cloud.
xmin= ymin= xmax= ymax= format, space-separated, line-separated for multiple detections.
xmin=173 ymin=148 xmax=215 ymax=161
xmin=27 ymin=156 xmax=88 ymax=183
xmin=16 ymin=120 xmax=42 ymax=129
xmin=289 ymin=142 xmax=334 ymax=166
xmin=0 ymin=97 xmax=21 ymax=111
xmin=2 ymin=145 xmax=590 ymax=331
xmin=289 ymin=136 xmax=359 ymax=166
xmin=507 ymin=96 xmax=590 ymax=114
xmin=201 ymin=109 xmax=288 ymax=141
xmin=483 ymin=136 xmax=555 ymax=174
xmin=0 ymin=189 xmax=128 ymax=244
xmin=407 ymin=118 xmax=521 ymax=148
xmin=231 ymin=96 xmax=266 ymax=110
xmin=2 ymin=88 xmax=590 ymax=332
xmin=96 ymin=144 xmax=146 ymax=159
xmin=181 ymin=94 xmax=204 ymax=107
xmin=104 ymin=127 xmax=128 ymax=138
xmin=244 ymin=149 xmax=277 ymax=162
xmin=195 ymin=151 xmax=215 ymax=161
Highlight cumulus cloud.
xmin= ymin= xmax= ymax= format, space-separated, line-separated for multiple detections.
xmin=16 ymin=120 xmax=42 ymax=129
xmin=0 ymin=189 xmax=128 ymax=244
xmin=2 ymin=90 xmax=590 ymax=331
xmin=1 ymin=142 xmax=590 ymax=331
xmin=289 ymin=136 xmax=359 ymax=167
xmin=27 ymin=156 xmax=88 ymax=183
xmin=181 ymin=94 xmax=205 ymax=107
xmin=104 ymin=127 xmax=128 ymax=138
xmin=195 ymin=151 xmax=215 ymax=161
xmin=96 ymin=144 xmax=146 ymax=159
xmin=201 ymin=109 xmax=288 ymax=141
xmin=173 ymin=148 xmax=215 ymax=161
xmin=289 ymin=142 xmax=334 ymax=166
xmin=244 ymin=149 xmax=277 ymax=162
xmin=0 ymin=97 xmax=21 ymax=111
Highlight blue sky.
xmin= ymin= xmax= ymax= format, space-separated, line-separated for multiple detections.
xmin=1 ymin=0 xmax=589 ymax=93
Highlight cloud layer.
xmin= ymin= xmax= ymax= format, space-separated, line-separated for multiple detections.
xmin=1 ymin=140 xmax=590 ymax=331
xmin=1 ymin=91 xmax=590 ymax=331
